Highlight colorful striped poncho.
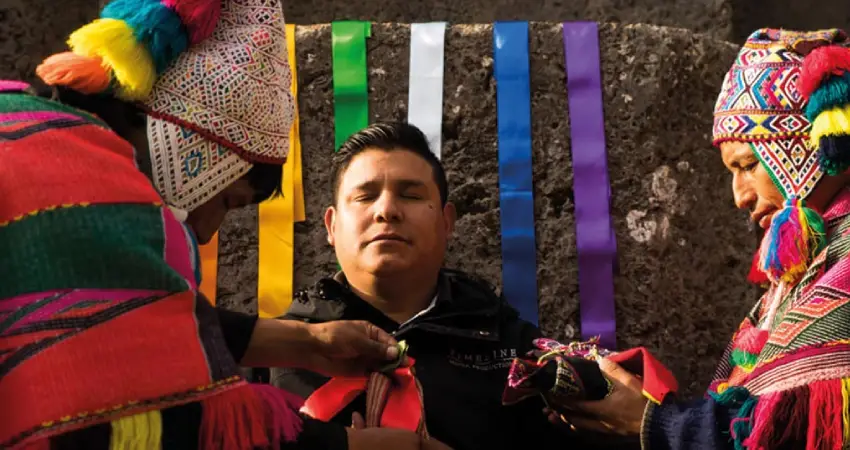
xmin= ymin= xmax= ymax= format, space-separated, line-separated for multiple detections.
xmin=642 ymin=188 xmax=850 ymax=450
xmin=0 ymin=83 xmax=301 ymax=449
xmin=703 ymin=189 xmax=850 ymax=449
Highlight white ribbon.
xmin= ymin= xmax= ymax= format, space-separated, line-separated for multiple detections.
xmin=408 ymin=22 xmax=447 ymax=159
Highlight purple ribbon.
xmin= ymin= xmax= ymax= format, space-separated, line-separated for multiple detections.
xmin=563 ymin=22 xmax=618 ymax=349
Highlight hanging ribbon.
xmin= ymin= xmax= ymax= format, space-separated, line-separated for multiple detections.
xmin=332 ymin=21 xmax=370 ymax=151
xmin=408 ymin=22 xmax=447 ymax=158
xmin=198 ymin=232 xmax=218 ymax=304
xmin=300 ymin=360 xmax=424 ymax=432
xmin=563 ymin=22 xmax=618 ymax=349
xmin=493 ymin=22 xmax=539 ymax=326
xmin=257 ymin=24 xmax=302 ymax=318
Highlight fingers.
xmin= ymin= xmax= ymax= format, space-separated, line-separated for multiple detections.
xmin=355 ymin=321 xmax=400 ymax=361
xmin=364 ymin=321 xmax=399 ymax=347
xmin=351 ymin=412 xmax=366 ymax=430
xmin=598 ymin=358 xmax=643 ymax=393
xmin=562 ymin=415 xmax=617 ymax=435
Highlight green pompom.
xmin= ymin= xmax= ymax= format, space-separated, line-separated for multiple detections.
xmin=806 ymin=72 xmax=850 ymax=121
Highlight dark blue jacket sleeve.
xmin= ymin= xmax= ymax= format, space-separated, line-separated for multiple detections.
xmin=642 ymin=396 xmax=737 ymax=450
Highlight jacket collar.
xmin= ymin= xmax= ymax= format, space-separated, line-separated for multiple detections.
xmin=287 ymin=269 xmax=515 ymax=342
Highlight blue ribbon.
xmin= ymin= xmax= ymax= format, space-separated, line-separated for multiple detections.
xmin=493 ymin=22 xmax=539 ymax=325
xmin=563 ymin=22 xmax=618 ymax=349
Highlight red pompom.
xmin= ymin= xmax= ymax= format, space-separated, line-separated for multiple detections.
xmin=162 ymin=0 xmax=221 ymax=45
xmin=798 ymin=45 xmax=850 ymax=99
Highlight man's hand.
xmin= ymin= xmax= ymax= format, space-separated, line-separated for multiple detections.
xmin=544 ymin=359 xmax=648 ymax=436
xmin=302 ymin=320 xmax=406 ymax=376
xmin=239 ymin=318 xmax=402 ymax=376
xmin=553 ymin=358 xmax=648 ymax=437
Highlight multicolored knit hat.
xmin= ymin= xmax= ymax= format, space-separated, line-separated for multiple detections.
xmin=713 ymin=28 xmax=850 ymax=284
xmin=36 ymin=0 xmax=294 ymax=212
xmin=143 ymin=0 xmax=294 ymax=211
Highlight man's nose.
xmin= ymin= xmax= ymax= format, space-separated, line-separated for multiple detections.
xmin=373 ymin=192 xmax=402 ymax=222
xmin=732 ymin=175 xmax=755 ymax=210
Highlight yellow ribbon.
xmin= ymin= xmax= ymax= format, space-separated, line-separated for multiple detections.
xmin=257 ymin=24 xmax=303 ymax=318
xmin=198 ymin=232 xmax=218 ymax=305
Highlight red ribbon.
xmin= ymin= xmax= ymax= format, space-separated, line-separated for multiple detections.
xmin=300 ymin=358 xmax=423 ymax=432
xmin=608 ymin=347 xmax=678 ymax=404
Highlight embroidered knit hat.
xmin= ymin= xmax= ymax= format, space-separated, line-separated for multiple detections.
xmin=143 ymin=0 xmax=294 ymax=211
xmin=35 ymin=0 xmax=294 ymax=213
xmin=713 ymin=28 xmax=850 ymax=284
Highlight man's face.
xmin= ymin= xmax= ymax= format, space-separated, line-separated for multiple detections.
xmin=325 ymin=148 xmax=456 ymax=277
xmin=720 ymin=141 xmax=785 ymax=230
xmin=187 ymin=179 xmax=257 ymax=245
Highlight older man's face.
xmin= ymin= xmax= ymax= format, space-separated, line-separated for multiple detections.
xmin=720 ymin=141 xmax=785 ymax=230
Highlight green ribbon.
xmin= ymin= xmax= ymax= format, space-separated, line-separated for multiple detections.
xmin=332 ymin=21 xmax=371 ymax=151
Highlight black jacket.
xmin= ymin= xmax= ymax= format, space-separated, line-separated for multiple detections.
xmin=276 ymin=269 xmax=567 ymax=450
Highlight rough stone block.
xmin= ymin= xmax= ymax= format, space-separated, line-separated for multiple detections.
xmin=0 ymin=0 xmax=99 ymax=82
xmin=283 ymin=0 xmax=733 ymax=40
xmin=218 ymin=23 xmax=760 ymax=396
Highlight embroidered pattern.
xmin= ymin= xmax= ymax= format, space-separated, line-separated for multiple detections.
xmin=712 ymin=29 xmax=825 ymax=201
xmin=709 ymin=191 xmax=850 ymax=396
xmin=144 ymin=0 xmax=294 ymax=211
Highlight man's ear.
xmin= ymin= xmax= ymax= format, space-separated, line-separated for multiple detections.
xmin=324 ymin=206 xmax=336 ymax=247
xmin=443 ymin=201 xmax=457 ymax=238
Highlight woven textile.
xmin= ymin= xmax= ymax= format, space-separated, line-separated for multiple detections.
xmin=710 ymin=188 xmax=850 ymax=397
xmin=0 ymin=88 xmax=290 ymax=449
xmin=711 ymin=29 xmax=850 ymax=200
xmin=144 ymin=0 xmax=295 ymax=211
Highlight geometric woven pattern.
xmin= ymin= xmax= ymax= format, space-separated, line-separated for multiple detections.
xmin=0 ymin=289 xmax=167 ymax=379
xmin=144 ymin=0 xmax=294 ymax=211
xmin=709 ymin=190 xmax=850 ymax=396
xmin=750 ymin=138 xmax=821 ymax=199
xmin=711 ymin=28 xmax=847 ymax=200
xmin=0 ymin=90 xmax=244 ymax=448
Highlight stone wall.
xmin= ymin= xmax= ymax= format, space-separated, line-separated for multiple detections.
xmin=1 ymin=0 xmax=99 ymax=83
xmin=282 ymin=0 xmax=733 ymax=39
xmin=216 ymin=23 xmax=757 ymax=396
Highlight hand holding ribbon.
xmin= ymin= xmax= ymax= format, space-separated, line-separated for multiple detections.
xmin=240 ymin=319 xmax=401 ymax=377
xmin=301 ymin=342 xmax=429 ymax=437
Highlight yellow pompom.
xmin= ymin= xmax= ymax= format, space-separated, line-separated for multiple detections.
xmin=68 ymin=18 xmax=156 ymax=101
xmin=810 ymin=103 xmax=850 ymax=148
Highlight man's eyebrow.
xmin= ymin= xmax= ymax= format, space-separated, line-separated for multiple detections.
xmin=350 ymin=179 xmax=428 ymax=190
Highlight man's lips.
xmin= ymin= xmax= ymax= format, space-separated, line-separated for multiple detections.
xmin=369 ymin=233 xmax=410 ymax=244
xmin=752 ymin=209 xmax=777 ymax=230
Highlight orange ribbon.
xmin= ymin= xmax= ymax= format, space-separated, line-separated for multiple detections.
xmin=300 ymin=359 xmax=423 ymax=432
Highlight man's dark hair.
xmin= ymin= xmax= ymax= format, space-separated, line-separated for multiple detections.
xmin=332 ymin=121 xmax=448 ymax=205
xmin=33 ymin=81 xmax=282 ymax=203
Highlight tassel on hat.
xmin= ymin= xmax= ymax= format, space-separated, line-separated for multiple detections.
xmin=801 ymin=44 xmax=850 ymax=175
xmin=35 ymin=0 xmax=220 ymax=101
xmin=162 ymin=0 xmax=221 ymax=45
xmin=757 ymin=197 xmax=827 ymax=284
